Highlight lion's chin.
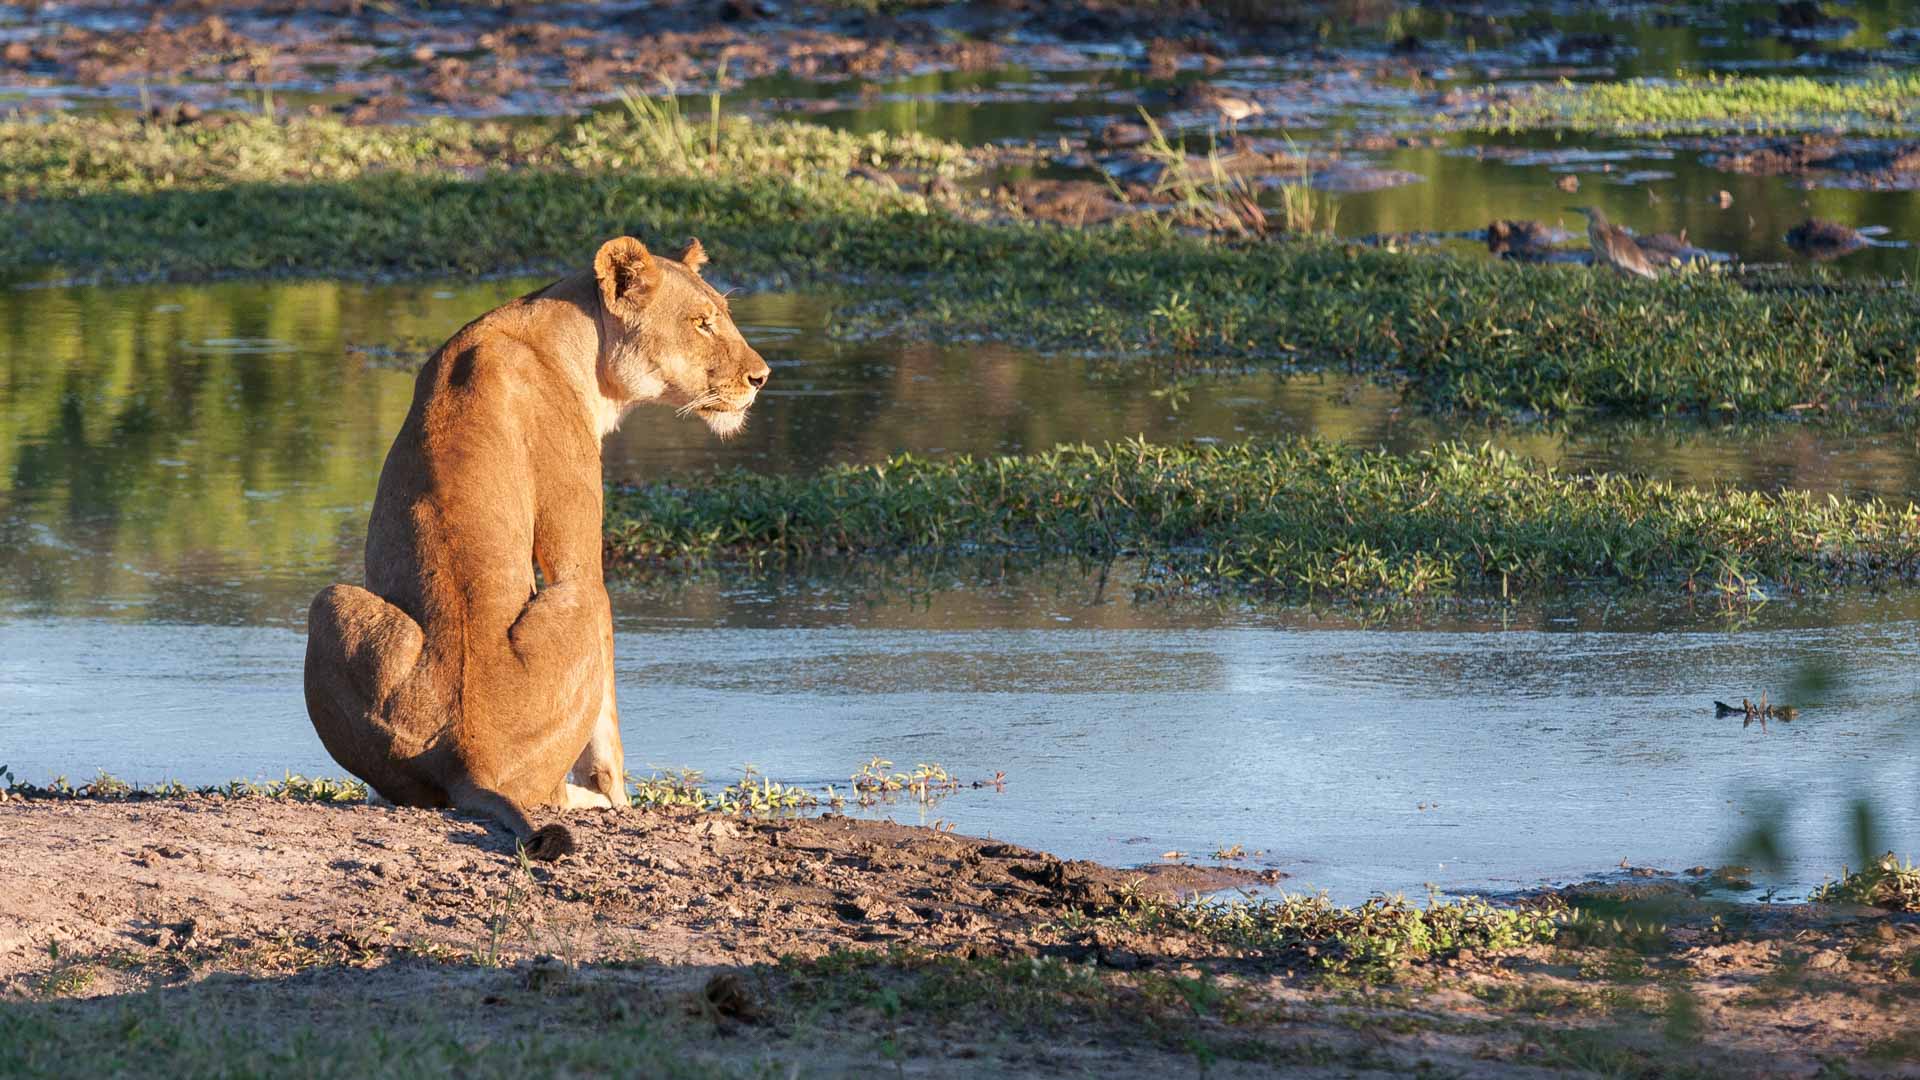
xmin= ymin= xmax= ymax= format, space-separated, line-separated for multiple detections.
xmin=699 ymin=407 xmax=748 ymax=439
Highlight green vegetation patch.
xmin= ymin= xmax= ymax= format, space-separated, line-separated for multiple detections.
xmin=9 ymin=111 xmax=1920 ymax=418
xmin=0 ymin=108 xmax=971 ymax=200
xmin=1093 ymin=892 xmax=1566 ymax=975
xmin=1468 ymin=72 xmax=1920 ymax=134
xmin=1810 ymin=852 xmax=1920 ymax=911
xmin=0 ymin=764 xmax=368 ymax=803
xmin=0 ymin=988 xmax=746 ymax=1080
xmin=605 ymin=438 xmax=1920 ymax=600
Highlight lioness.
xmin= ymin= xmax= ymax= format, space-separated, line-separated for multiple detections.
xmin=304 ymin=236 xmax=768 ymax=860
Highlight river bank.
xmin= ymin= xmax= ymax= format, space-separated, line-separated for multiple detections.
xmin=2 ymin=794 xmax=1916 ymax=1077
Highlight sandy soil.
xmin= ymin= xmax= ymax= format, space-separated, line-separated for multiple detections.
xmin=3 ymin=795 xmax=1918 ymax=1076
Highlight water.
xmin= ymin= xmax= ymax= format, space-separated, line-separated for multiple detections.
xmin=763 ymin=69 xmax=1920 ymax=278
xmin=6 ymin=614 xmax=1918 ymax=902
xmin=4 ymin=276 xmax=1920 ymax=900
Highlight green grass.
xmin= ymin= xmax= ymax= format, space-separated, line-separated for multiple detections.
xmin=1467 ymin=72 xmax=1920 ymax=135
xmin=0 ymin=989 xmax=753 ymax=1080
xmin=0 ymin=766 xmax=368 ymax=803
xmin=1084 ymin=891 xmax=1566 ymax=975
xmin=0 ymin=110 xmax=970 ymax=200
xmin=605 ymin=438 xmax=1920 ymax=601
xmin=1810 ymin=853 xmax=1920 ymax=911
xmin=8 ymin=111 xmax=1920 ymax=419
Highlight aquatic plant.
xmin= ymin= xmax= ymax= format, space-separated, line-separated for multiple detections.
xmin=626 ymin=767 xmax=820 ymax=815
xmin=605 ymin=438 xmax=1920 ymax=601
xmin=849 ymin=758 xmax=962 ymax=804
xmin=1810 ymin=853 xmax=1920 ymax=911
xmin=1469 ymin=72 xmax=1920 ymax=135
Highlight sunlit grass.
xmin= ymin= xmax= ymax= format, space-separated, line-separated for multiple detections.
xmin=604 ymin=438 xmax=1920 ymax=601
xmin=1470 ymin=72 xmax=1920 ymax=134
xmin=0 ymin=108 xmax=971 ymax=200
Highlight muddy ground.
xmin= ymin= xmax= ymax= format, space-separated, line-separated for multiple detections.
xmin=0 ymin=0 xmax=1315 ymax=122
xmin=3 ymin=796 xmax=1917 ymax=1076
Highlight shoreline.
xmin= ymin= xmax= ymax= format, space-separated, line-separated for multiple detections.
xmin=3 ymin=795 xmax=1916 ymax=1076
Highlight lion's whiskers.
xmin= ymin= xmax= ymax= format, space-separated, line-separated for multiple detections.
xmin=675 ymin=389 xmax=727 ymax=417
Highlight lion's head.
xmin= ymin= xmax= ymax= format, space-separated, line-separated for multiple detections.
xmin=592 ymin=235 xmax=770 ymax=438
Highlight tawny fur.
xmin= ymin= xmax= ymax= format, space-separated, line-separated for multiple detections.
xmin=304 ymin=236 xmax=769 ymax=859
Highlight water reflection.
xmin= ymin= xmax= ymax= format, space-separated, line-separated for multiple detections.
xmin=10 ymin=277 xmax=1920 ymax=622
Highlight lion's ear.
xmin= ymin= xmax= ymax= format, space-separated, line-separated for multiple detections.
xmin=593 ymin=236 xmax=660 ymax=318
xmin=677 ymin=237 xmax=708 ymax=275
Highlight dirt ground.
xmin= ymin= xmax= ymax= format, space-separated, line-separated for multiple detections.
xmin=3 ymin=796 xmax=1918 ymax=1077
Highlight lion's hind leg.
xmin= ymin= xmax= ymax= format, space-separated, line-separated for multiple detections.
xmin=304 ymin=584 xmax=434 ymax=805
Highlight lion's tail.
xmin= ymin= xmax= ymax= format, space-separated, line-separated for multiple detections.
xmin=451 ymin=784 xmax=576 ymax=862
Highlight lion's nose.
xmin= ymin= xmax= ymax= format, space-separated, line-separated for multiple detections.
xmin=746 ymin=368 xmax=769 ymax=390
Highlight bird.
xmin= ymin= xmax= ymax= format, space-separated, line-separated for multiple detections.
xmin=1176 ymin=83 xmax=1263 ymax=138
xmin=1212 ymin=94 xmax=1262 ymax=126
xmin=1568 ymin=206 xmax=1662 ymax=280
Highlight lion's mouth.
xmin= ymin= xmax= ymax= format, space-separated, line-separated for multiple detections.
xmin=697 ymin=403 xmax=751 ymax=438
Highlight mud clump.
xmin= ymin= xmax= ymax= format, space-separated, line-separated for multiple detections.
xmin=998 ymin=179 xmax=1134 ymax=226
xmin=1486 ymin=219 xmax=1556 ymax=259
xmin=1703 ymin=135 xmax=1920 ymax=190
xmin=1787 ymin=217 xmax=1867 ymax=260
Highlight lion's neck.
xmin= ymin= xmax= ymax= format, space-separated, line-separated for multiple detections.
xmin=519 ymin=272 xmax=652 ymax=440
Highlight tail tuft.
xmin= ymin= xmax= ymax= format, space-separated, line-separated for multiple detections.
xmin=524 ymin=823 xmax=576 ymax=862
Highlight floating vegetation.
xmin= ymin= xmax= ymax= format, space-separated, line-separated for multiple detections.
xmin=849 ymin=758 xmax=965 ymax=805
xmin=1468 ymin=73 xmax=1920 ymax=135
xmin=605 ymin=438 xmax=1920 ymax=601
xmin=1810 ymin=853 xmax=1920 ymax=911
xmin=627 ymin=759 xmax=991 ymax=815
xmin=626 ymin=767 xmax=821 ymax=815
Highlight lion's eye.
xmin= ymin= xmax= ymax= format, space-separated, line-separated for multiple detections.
xmin=694 ymin=313 xmax=717 ymax=335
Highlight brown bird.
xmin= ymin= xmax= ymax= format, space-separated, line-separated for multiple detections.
xmin=1569 ymin=206 xmax=1662 ymax=280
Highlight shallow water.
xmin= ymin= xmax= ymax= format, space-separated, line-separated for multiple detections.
xmin=762 ymin=65 xmax=1920 ymax=278
xmin=6 ymin=613 xmax=1917 ymax=902
xmin=4 ymin=276 xmax=1920 ymax=900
